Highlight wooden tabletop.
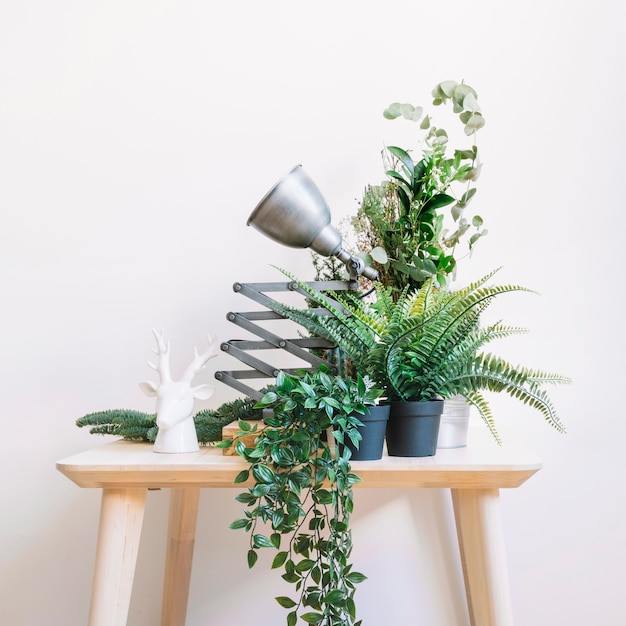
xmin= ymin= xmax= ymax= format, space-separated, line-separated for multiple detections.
xmin=57 ymin=439 xmax=541 ymax=490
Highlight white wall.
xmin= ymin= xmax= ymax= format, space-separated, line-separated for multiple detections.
xmin=1 ymin=1 xmax=623 ymax=625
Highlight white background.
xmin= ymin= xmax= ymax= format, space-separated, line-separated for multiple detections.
xmin=1 ymin=1 xmax=623 ymax=625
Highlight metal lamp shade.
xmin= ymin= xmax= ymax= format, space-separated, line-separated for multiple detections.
xmin=247 ymin=165 xmax=343 ymax=257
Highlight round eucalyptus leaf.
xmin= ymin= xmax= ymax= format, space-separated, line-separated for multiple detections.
xmin=400 ymin=103 xmax=415 ymax=118
xmin=383 ymin=102 xmax=402 ymax=119
xmin=462 ymin=92 xmax=480 ymax=112
xmin=438 ymin=80 xmax=459 ymax=98
xmin=370 ymin=246 xmax=388 ymax=264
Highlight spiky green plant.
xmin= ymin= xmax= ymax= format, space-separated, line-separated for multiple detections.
xmin=76 ymin=395 xmax=263 ymax=444
xmin=264 ymin=267 xmax=569 ymax=443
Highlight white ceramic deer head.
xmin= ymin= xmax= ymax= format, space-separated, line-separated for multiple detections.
xmin=140 ymin=329 xmax=219 ymax=454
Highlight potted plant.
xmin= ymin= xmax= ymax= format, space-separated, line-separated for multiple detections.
xmin=305 ymin=80 xmax=490 ymax=449
xmin=262 ymin=267 xmax=569 ymax=454
xmin=218 ymin=365 xmax=379 ymax=626
xmin=345 ymin=80 xmax=487 ymax=297
xmin=365 ymin=81 xmax=489 ymax=448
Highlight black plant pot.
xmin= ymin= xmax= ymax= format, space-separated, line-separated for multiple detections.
xmin=343 ymin=404 xmax=391 ymax=461
xmin=386 ymin=400 xmax=444 ymax=457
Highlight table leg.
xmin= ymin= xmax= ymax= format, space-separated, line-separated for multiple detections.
xmin=451 ymin=488 xmax=514 ymax=626
xmin=160 ymin=488 xmax=201 ymax=626
xmin=88 ymin=488 xmax=147 ymax=626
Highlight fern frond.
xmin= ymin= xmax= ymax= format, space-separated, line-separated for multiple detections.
xmin=76 ymin=395 xmax=265 ymax=444
xmin=76 ymin=409 xmax=156 ymax=441
xmin=462 ymin=390 xmax=501 ymax=444
xmin=268 ymin=267 xmax=380 ymax=374
xmin=450 ymin=353 xmax=567 ymax=434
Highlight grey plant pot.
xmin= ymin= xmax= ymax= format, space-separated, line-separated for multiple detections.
xmin=343 ymin=404 xmax=391 ymax=461
xmin=386 ymin=399 xmax=444 ymax=457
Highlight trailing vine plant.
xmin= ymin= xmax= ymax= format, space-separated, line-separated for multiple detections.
xmin=218 ymin=366 xmax=381 ymax=626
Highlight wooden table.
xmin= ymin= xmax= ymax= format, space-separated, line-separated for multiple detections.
xmin=57 ymin=439 xmax=541 ymax=626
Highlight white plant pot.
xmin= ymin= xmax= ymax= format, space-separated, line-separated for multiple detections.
xmin=437 ymin=395 xmax=471 ymax=449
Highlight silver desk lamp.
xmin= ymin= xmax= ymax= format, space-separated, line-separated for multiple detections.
xmin=215 ymin=165 xmax=377 ymax=399
xmin=247 ymin=165 xmax=378 ymax=281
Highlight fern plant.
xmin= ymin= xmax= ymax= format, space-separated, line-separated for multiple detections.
xmin=263 ymin=267 xmax=569 ymax=443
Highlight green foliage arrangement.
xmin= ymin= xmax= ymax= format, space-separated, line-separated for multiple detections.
xmin=262 ymin=267 xmax=569 ymax=444
xmin=218 ymin=366 xmax=381 ymax=626
xmin=76 ymin=395 xmax=262 ymax=444
xmin=351 ymin=80 xmax=487 ymax=296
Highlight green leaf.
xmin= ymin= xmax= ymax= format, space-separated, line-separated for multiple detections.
xmin=276 ymin=596 xmax=297 ymax=609
xmin=234 ymin=492 xmax=256 ymax=504
xmin=422 ymin=193 xmax=455 ymax=212
xmin=405 ymin=104 xmax=423 ymax=121
xmin=287 ymin=611 xmax=298 ymax=626
xmin=346 ymin=472 xmax=362 ymax=485
xmin=253 ymin=534 xmax=275 ymax=549
xmin=272 ymin=551 xmax=289 ymax=569
xmin=396 ymin=187 xmax=411 ymax=215
xmin=301 ymin=612 xmax=324 ymax=624
xmin=324 ymin=589 xmax=346 ymax=604
xmin=370 ymin=246 xmax=389 ymax=265
xmin=252 ymin=464 xmax=275 ymax=483
xmin=464 ymin=112 xmax=485 ymax=134
xmin=462 ymin=91 xmax=480 ymax=112
xmin=346 ymin=596 xmax=356 ymax=619
xmin=300 ymin=381 xmax=316 ymax=397
xmin=469 ymin=232 xmax=483 ymax=247
xmin=387 ymin=145 xmax=414 ymax=176
xmin=460 ymin=188 xmax=477 ymax=207
xmin=248 ymin=445 xmax=267 ymax=459
xmin=314 ymin=489 xmax=333 ymax=504
xmin=296 ymin=558 xmax=316 ymax=572
xmin=229 ymin=518 xmax=249 ymax=530
xmin=291 ymin=430 xmax=311 ymax=442
xmin=383 ymin=102 xmax=402 ymax=119
xmin=346 ymin=571 xmax=368 ymax=583
xmin=247 ymin=549 xmax=258 ymax=568
xmin=311 ymin=565 xmax=321 ymax=584
xmin=438 ymin=80 xmax=459 ymax=98
xmin=400 ymin=103 xmax=415 ymax=119
xmin=237 ymin=419 xmax=251 ymax=432
xmin=233 ymin=469 xmax=249 ymax=484
xmin=255 ymin=391 xmax=277 ymax=407
xmin=282 ymin=571 xmax=300 ymax=584
xmin=385 ymin=169 xmax=411 ymax=188
xmin=251 ymin=483 xmax=271 ymax=497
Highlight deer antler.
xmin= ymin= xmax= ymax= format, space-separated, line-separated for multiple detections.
xmin=147 ymin=328 xmax=172 ymax=383
xmin=181 ymin=334 xmax=220 ymax=384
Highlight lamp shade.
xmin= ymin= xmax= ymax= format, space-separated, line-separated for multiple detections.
xmin=247 ymin=165 xmax=343 ymax=257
